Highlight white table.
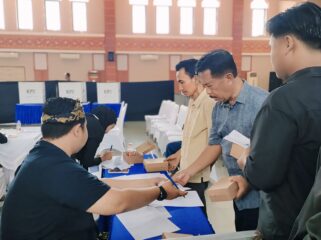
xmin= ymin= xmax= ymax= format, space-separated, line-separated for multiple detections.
xmin=0 ymin=127 xmax=42 ymax=185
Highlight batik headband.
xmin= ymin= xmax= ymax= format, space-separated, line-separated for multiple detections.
xmin=41 ymin=100 xmax=85 ymax=124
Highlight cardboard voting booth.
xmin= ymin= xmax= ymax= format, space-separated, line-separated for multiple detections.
xmin=230 ymin=143 xmax=249 ymax=160
xmin=136 ymin=141 xmax=157 ymax=154
xmin=18 ymin=82 xmax=45 ymax=104
xmin=206 ymin=177 xmax=238 ymax=202
xmin=58 ymin=82 xmax=87 ymax=102
xmin=97 ymin=83 xmax=120 ymax=104
xmin=143 ymin=158 xmax=169 ymax=172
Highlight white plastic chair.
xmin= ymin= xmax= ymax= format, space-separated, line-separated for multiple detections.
xmin=145 ymin=100 xmax=172 ymax=133
xmin=154 ymin=105 xmax=188 ymax=143
xmin=150 ymin=102 xmax=179 ymax=137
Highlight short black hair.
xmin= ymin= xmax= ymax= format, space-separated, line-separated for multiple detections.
xmin=175 ymin=59 xmax=198 ymax=78
xmin=196 ymin=49 xmax=237 ymax=78
xmin=266 ymin=2 xmax=321 ymax=50
xmin=41 ymin=97 xmax=85 ymax=139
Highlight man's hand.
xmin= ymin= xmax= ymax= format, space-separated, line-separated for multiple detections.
xmin=172 ymin=169 xmax=192 ymax=186
xmin=100 ymin=150 xmax=113 ymax=161
xmin=229 ymin=175 xmax=250 ymax=200
xmin=123 ymin=151 xmax=144 ymax=164
xmin=165 ymin=153 xmax=181 ymax=171
xmin=160 ymin=181 xmax=187 ymax=200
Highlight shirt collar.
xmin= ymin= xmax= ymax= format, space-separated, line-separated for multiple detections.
xmin=191 ymin=89 xmax=208 ymax=108
xmin=220 ymin=80 xmax=248 ymax=108
xmin=286 ymin=67 xmax=321 ymax=83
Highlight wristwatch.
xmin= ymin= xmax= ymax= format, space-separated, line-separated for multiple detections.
xmin=157 ymin=186 xmax=168 ymax=201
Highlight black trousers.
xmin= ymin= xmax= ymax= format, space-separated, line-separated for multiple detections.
xmin=233 ymin=202 xmax=259 ymax=231
xmin=186 ymin=181 xmax=209 ymax=216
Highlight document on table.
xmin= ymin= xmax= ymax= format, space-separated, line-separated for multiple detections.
xmin=117 ymin=206 xmax=179 ymax=239
xmin=150 ymin=190 xmax=204 ymax=207
xmin=223 ymin=130 xmax=250 ymax=148
xmin=100 ymin=156 xmax=132 ymax=170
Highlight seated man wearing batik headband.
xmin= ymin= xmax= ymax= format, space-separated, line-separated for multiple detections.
xmin=1 ymin=97 xmax=186 ymax=240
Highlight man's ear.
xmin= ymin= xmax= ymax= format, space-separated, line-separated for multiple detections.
xmin=284 ymin=35 xmax=295 ymax=55
xmin=72 ymin=123 xmax=83 ymax=137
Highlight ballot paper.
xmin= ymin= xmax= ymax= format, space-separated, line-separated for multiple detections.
xmin=117 ymin=206 xmax=179 ymax=239
xmin=150 ymin=190 xmax=203 ymax=207
xmin=223 ymin=130 xmax=250 ymax=148
xmin=100 ymin=156 xmax=132 ymax=170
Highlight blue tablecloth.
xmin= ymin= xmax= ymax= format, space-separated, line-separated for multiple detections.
xmin=91 ymin=102 xmax=121 ymax=118
xmin=100 ymin=154 xmax=215 ymax=239
xmin=15 ymin=102 xmax=91 ymax=124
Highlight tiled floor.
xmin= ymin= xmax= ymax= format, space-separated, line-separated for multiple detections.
xmin=123 ymin=121 xmax=236 ymax=234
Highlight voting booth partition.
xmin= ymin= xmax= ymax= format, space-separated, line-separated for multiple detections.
xmin=58 ymin=82 xmax=87 ymax=102
xmin=18 ymin=82 xmax=46 ymax=104
xmin=97 ymin=82 xmax=121 ymax=104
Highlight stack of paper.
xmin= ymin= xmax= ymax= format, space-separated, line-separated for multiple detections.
xmin=223 ymin=130 xmax=250 ymax=148
xmin=117 ymin=206 xmax=179 ymax=239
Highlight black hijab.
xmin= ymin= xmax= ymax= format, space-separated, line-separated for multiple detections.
xmin=91 ymin=106 xmax=117 ymax=131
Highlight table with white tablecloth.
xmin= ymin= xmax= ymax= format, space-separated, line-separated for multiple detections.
xmin=0 ymin=127 xmax=42 ymax=185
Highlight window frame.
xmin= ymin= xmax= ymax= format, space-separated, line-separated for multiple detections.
xmin=45 ymin=0 xmax=61 ymax=31
xmin=251 ymin=0 xmax=268 ymax=37
xmin=17 ymin=0 xmax=34 ymax=30
xmin=71 ymin=0 xmax=88 ymax=32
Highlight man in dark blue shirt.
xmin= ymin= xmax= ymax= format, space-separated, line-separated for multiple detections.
xmin=1 ymin=97 xmax=186 ymax=240
xmin=238 ymin=2 xmax=321 ymax=239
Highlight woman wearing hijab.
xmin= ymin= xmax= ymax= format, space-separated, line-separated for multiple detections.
xmin=75 ymin=106 xmax=117 ymax=169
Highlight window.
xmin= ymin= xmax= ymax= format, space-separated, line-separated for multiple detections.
xmin=17 ymin=0 xmax=33 ymax=30
xmin=154 ymin=0 xmax=172 ymax=34
xmin=178 ymin=0 xmax=196 ymax=35
xmin=129 ymin=0 xmax=148 ymax=34
xmin=0 ymin=0 xmax=4 ymax=29
xmin=251 ymin=0 xmax=268 ymax=37
xmin=202 ymin=0 xmax=220 ymax=35
xmin=72 ymin=0 xmax=88 ymax=32
xmin=45 ymin=0 xmax=61 ymax=31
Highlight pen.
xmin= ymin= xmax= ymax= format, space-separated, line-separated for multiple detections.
xmin=164 ymin=172 xmax=179 ymax=189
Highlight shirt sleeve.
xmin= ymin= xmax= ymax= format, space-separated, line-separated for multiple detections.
xmin=41 ymin=161 xmax=110 ymax=211
xmin=244 ymin=103 xmax=297 ymax=192
xmin=208 ymin=105 xmax=222 ymax=145
xmin=205 ymin=99 xmax=215 ymax=133
xmin=77 ymin=137 xmax=102 ymax=169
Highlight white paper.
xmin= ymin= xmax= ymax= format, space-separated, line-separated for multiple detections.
xmin=117 ymin=206 xmax=179 ymax=239
xmin=150 ymin=191 xmax=204 ymax=207
xmin=155 ymin=206 xmax=172 ymax=218
xmin=101 ymin=156 xmax=132 ymax=170
xmin=223 ymin=130 xmax=250 ymax=148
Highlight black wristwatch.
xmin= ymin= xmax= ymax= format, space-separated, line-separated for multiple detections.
xmin=157 ymin=186 xmax=168 ymax=201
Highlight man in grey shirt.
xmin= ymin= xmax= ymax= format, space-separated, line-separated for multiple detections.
xmin=173 ymin=49 xmax=268 ymax=231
